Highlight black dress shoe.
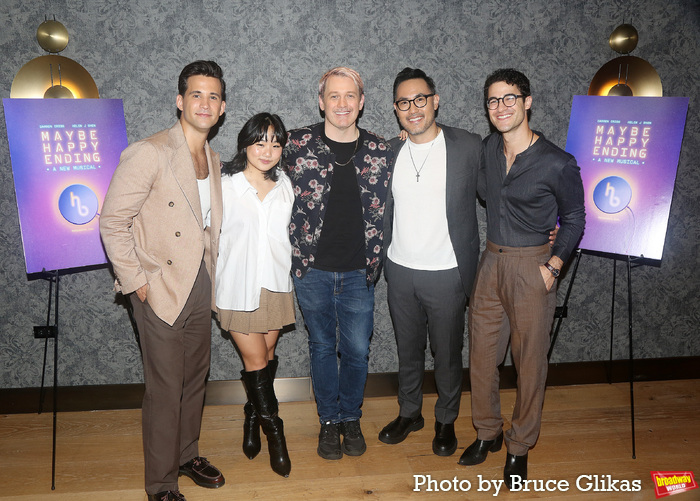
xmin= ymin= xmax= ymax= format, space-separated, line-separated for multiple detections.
xmin=432 ymin=422 xmax=457 ymax=456
xmin=378 ymin=415 xmax=424 ymax=444
xmin=178 ymin=456 xmax=225 ymax=489
xmin=458 ymin=431 xmax=503 ymax=465
xmin=504 ymin=452 xmax=528 ymax=490
xmin=147 ymin=490 xmax=185 ymax=501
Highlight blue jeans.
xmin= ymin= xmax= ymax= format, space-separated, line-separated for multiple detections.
xmin=293 ymin=268 xmax=374 ymax=424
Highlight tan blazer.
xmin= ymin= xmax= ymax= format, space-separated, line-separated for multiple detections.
xmin=100 ymin=121 xmax=223 ymax=326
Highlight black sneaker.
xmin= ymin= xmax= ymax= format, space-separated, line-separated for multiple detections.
xmin=340 ymin=420 xmax=367 ymax=456
xmin=317 ymin=421 xmax=342 ymax=460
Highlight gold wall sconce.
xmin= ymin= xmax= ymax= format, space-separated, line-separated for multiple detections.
xmin=588 ymin=24 xmax=662 ymax=97
xmin=10 ymin=17 xmax=99 ymax=99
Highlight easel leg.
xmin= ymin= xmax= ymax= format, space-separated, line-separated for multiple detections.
xmin=35 ymin=270 xmax=60 ymax=489
xmin=627 ymin=257 xmax=636 ymax=459
xmin=547 ymin=249 xmax=582 ymax=360
xmin=608 ymin=259 xmax=616 ymax=384
xmin=38 ymin=274 xmax=53 ymax=414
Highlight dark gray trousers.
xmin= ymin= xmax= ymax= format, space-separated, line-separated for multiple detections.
xmin=386 ymin=258 xmax=467 ymax=424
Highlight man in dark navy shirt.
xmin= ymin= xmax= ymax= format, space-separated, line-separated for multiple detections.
xmin=459 ymin=68 xmax=585 ymax=489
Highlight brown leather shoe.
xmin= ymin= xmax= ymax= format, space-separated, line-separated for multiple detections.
xmin=178 ymin=456 xmax=225 ymax=489
xmin=147 ymin=490 xmax=185 ymax=501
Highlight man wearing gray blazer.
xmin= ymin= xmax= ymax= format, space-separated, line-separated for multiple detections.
xmin=378 ymin=68 xmax=482 ymax=456
xmin=100 ymin=61 xmax=226 ymax=501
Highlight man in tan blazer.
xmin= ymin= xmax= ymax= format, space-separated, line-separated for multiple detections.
xmin=100 ymin=60 xmax=226 ymax=501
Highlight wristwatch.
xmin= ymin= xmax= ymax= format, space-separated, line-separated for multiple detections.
xmin=544 ymin=262 xmax=560 ymax=278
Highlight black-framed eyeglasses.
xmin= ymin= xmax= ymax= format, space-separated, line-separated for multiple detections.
xmin=486 ymin=94 xmax=526 ymax=110
xmin=395 ymin=94 xmax=435 ymax=111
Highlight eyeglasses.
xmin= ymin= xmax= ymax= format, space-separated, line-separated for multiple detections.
xmin=394 ymin=94 xmax=435 ymax=111
xmin=485 ymin=94 xmax=526 ymax=110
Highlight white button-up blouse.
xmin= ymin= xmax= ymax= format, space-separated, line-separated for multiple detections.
xmin=215 ymin=170 xmax=294 ymax=312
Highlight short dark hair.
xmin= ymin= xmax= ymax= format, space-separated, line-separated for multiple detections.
xmin=483 ymin=68 xmax=530 ymax=103
xmin=222 ymin=113 xmax=287 ymax=181
xmin=178 ymin=60 xmax=226 ymax=102
xmin=393 ymin=67 xmax=437 ymax=100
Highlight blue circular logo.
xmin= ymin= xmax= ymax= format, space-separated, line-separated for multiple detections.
xmin=593 ymin=176 xmax=632 ymax=214
xmin=58 ymin=184 xmax=99 ymax=225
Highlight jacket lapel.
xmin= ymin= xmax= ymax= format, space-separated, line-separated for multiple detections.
xmin=207 ymin=143 xmax=222 ymax=234
xmin=168 ymin=123 xmax=203 ymax=229
xmin=442 ymin=125 xmax=458 ymax=215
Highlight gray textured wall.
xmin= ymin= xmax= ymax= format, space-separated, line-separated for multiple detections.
xmin=1 ymin=0 xmax=698 ymax=388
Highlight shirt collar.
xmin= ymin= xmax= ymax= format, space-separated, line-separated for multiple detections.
xmin=229 ymin=170 xmax=283 ymax=197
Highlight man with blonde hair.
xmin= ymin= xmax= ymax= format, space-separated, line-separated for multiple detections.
xmin=284 ymin=67 xmax=393 ymax=460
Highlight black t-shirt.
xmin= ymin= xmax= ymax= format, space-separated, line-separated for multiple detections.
xmin=313 ymin=132 xmax=366 ymax=272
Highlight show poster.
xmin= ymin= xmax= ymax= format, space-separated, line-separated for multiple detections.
xmin=3 ymin=98 xmax=128 ymax=274
xmin=565 ymin=95 xmax=688 ymax=260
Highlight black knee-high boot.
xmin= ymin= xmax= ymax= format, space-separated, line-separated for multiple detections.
xmin=241 ymin=380 xmax=260 ymax=459
xmin=242 ymin=357 xmax=278 ymax=459
xmin=242 ymin=363 xmax=290 ymax=477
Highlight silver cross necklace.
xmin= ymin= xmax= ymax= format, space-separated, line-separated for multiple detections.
xmin=407 ymin=136 xmax=437 ymax=182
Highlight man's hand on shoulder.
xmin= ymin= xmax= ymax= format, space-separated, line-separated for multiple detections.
xmin=549 ymin=225 xmax=559 ymax=247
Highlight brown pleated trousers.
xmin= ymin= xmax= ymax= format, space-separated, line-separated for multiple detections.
xmin=468 ymin=241 xmax=557 ymax=457
xmin=129 ymin=261 xmax=212 ymax=494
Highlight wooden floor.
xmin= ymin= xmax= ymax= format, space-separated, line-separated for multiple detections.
xmin=1 ymin=380 xmax=698 ymax=500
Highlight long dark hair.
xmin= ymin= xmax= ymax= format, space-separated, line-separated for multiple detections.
xmin=222 ymin=113 xmax=287 ymax=181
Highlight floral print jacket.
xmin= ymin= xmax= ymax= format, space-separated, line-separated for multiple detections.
xmin=284 ymin=122 xmax=394 ymax=285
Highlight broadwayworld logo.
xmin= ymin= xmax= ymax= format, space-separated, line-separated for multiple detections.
xmin=651 ymin=471 xmax=697 ymax=498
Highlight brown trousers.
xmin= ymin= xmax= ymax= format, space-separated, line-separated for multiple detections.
xmin=468 ymin=241 xmax=556 ymax=456
xmin=129 ymin=261 xmax=212 ymax=494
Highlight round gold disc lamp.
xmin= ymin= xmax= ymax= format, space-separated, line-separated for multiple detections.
xmin=609 ymin=23 xmax=639 ymax=54
xmin=588 ymin=24 xmax=662 ymax=97
xmin=10 ymin=17 xmax=99 ymax=99
xmin=37 ymin=19 xmax=69 ymax=53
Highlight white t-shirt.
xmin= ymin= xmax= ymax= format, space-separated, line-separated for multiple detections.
xmin=387 ymin=131 xmax=458 ymax=270
xmin=197 ymin=176 xmax=211 ymax=227
xmin=215 ymin=170 xmax=294 ymax=311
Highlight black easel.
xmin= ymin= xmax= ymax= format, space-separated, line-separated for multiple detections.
xmin=626 ymin=256 xmax=637 ymax=460
xmin=548 ymin=249 xmax=582 ymax=360
xmin=548 ymin=250 xmax=639 ymax=458
xmin=608 ymin=255 xmax=641 ymax=459
xmin=36 ymin=269 xmax=60 ymax=490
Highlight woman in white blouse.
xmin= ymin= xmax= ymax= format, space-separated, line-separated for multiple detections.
xmin=215 ymin=113 xmax=294 ymax=477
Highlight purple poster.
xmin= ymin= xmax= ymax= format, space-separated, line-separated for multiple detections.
xmin=565 ymin=96 xmax=688 ymax=260
xmin=3 ymin=98 xmax=128 ymax=274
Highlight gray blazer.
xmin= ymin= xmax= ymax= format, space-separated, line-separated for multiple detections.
xmin=384 ymin=124 xmax=482 ymax=296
